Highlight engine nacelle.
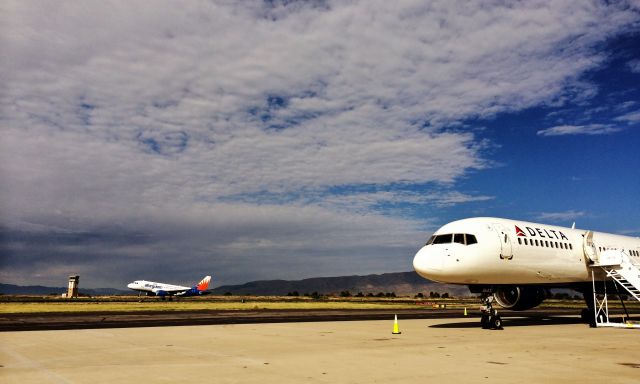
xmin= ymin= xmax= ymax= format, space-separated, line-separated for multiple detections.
xmin=493 ymin=286 xmax=547 ymax=311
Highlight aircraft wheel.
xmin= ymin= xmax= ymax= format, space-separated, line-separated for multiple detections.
xmin=492 ymin=316 xmax=502 ymax=330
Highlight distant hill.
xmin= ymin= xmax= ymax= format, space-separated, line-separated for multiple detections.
xmin=1 ymin=272 xmax=471 ymax=297
xmin=210 ymin=271 xmax=471 ymax=297
xmin=0 ymin=283 xmax=129 ymax=296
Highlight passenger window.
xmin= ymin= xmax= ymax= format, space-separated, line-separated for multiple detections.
xmin=535 ymin=240 xmax=539 ymax=246
xmin=518 ymin=238 xmax=522 ymax=245
xmin=454 ymin=234 xmax=465 ymax=244
xmin=524 ymin=238 xmax=528 ymax=245
xmin=433 ymin=234 xmax=453 ymax=244
xmin=569 ymin=244 xmax=573 ymax=250
xmin=466 ymin=234 xmax=478 ymax=245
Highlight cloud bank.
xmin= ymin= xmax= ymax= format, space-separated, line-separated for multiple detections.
xmin=1 ymin=1 xmax=639 ymax=287
xmin=536 ymin=124 xmax=623 ymax=136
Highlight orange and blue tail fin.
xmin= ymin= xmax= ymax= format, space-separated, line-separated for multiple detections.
xmin=196 ymin=276 xmax=211 ymax=291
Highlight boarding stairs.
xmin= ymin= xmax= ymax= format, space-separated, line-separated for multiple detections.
xmin=595 ymin=250 xmax=640 ymax=301
xmin=586 ymin=240 xmax=640 ymax=328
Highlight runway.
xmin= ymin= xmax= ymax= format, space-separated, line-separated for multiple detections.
xmin=1 ymin=317 xmax=639 ymax=383
xmin=0 ymin=308 xmax=581 ymax=331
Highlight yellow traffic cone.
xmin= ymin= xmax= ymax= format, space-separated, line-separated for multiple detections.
xmin=464 ymin=307 xmax=467 ymax=316
xmin=392 ymin=314 xmax=401 ymax=334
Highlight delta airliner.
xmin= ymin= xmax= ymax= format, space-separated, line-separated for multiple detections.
xmin=413 ymin=217 xmax=640 ymax=310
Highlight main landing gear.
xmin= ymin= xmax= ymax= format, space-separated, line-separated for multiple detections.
xmin=480 ymin=296 xmax=503 ymax=330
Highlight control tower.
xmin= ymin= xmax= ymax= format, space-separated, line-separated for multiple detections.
xmin=67 ymin=275 xmax=79 ymax=298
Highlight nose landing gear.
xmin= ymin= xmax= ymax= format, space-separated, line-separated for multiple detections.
xmin=480 ymin=296 xmax=503 ymax=330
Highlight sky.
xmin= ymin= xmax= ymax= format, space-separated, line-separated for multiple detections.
xmin=1 ymin=1 xmax=639 ymax=289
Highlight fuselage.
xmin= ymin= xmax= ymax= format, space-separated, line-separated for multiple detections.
xmin=127 ymin=280 xmax=190 ymax=294
xmin=126 ymin=275 xmax=211 ymax=297
xmin=413 ymin=217 xmax=640 ymax=286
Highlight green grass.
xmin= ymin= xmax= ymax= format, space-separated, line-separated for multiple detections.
xmin=0 ymin=297 xmax=430 ymax=314
xmin=2 ymin=295 xmax=635 ymax=315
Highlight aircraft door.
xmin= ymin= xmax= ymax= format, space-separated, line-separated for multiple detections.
xmin=493 ymin=224 xmax=513 ymax=260
xmin=583 ymin=230 xmax=598 ymax=263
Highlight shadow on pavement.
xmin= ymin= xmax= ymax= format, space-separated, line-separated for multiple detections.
xmin=429 ymin=316 xmax=586 ymax=328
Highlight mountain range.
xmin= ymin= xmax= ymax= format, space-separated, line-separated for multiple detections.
xmin=1 ymin=271 xmax=470 ymax=297
xmin=210 ymin=271 xmax=470 ymax=296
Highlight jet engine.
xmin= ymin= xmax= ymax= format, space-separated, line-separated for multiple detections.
xmin=493 ymin=286 xmax=548 ymax=311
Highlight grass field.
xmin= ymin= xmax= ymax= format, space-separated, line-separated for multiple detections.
xmin=1 ymin=295 xmax=636 ymax=314
xmin=0 ymin=295 xmax=474 ymax=314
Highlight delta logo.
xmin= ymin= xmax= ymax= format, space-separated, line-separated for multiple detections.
xmin=514 ymin=225 xmax=569 ymax=241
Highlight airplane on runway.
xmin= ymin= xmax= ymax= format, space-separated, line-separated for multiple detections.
xmin=413 ymin=217 xmax=640 ymax=316
xmin=127 ymin=276 xmax=211 ymax=298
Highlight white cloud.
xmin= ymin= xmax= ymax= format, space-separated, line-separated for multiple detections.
xmin=1 ymin=1 xmax=638 ymax=286
xmin=536 ymin=210 xmax=587 ymax=223
xmin=628 ymin=59 xmax=640 ymax=73
xmin=536 ymin=124 xmax=623 ymax=136
xmin=618 ymin=228 xmax=640 ymax=236
xmin=615 ymin=110 xmax=640 ymax=122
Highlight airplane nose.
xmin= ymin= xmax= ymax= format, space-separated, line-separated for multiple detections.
xmin=413 ymin=246 xmax=442 ymax=280
xmin=127 ymin=283 xmax=135 ymax=289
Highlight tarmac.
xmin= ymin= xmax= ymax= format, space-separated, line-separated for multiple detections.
xmin=0 ymin=308 xmax=580 ymax=331
xmin=2 ymin=316 xmax=639 ymax=383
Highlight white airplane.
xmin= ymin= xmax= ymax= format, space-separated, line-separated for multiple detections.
xmin=127 ymin=276 xmax=211 ymax=298
xmin=413 ymin=217 xmax=640 ymax=312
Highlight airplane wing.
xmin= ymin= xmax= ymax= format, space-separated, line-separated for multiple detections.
xmin=151 ymin=285 xmax=190 ymax=296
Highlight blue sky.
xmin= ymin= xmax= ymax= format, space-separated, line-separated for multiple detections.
xmin=455 ymin=35 xmax=640 ymax=232
xmin=1 ymin=1 xmax=639 ymax=288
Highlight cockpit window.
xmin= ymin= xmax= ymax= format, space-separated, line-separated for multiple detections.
xmin=466 ymin=234 xmax=478 ymax=245
xmin=426 ymin=235 xmax=436 ymax=245
xmin=432 ymin=234 xmax=453 ymax=244
xmin=428 ymin=233 xmax=478 ymax=245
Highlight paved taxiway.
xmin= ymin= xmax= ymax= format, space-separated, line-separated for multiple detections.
xmin=2 ymin=317 xmax=639 ymax=383
xmin=0 ymin=308 xmax=581 ymax=331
